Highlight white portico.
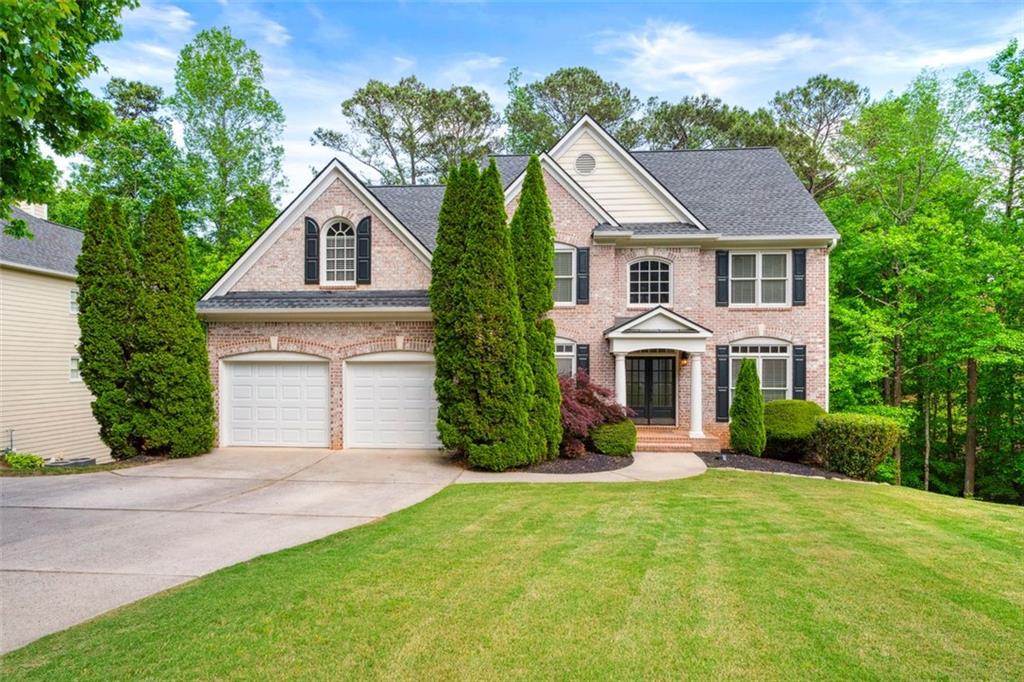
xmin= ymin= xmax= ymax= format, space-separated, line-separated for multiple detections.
xmin=604 ymin=307 xmax=713 ymax=438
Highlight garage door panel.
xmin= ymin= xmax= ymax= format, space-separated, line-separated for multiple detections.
xmin=226 ymin=361 xmax=329 ymax=447
xmin=346 ymin=361 xmax=440 ymax=448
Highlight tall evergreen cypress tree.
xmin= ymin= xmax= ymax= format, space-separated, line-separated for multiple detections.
xmin=129 ymin=196 xmax=214 ymax=457
xmin=510 ymin=156 xmax=562 ymax=460
xmin=77 ymin=197 xmax=139 ymax=459
xmin=730 ymin=358 xmax=766 ymax=456
xmin=453 ymin=161 xmax=534 ymax=470
xmin=430 ymin=160 xmax=479 ymax=453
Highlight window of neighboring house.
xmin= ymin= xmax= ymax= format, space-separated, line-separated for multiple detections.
xmin=729 ymin=341 xmax=790 ymax=403
xmin=69 ymin=288 xmax=79 ymax=314
xmin=553 ymin=245 xmax=576 ymax=305
xmin=323 ymin=221 xmax=356 ymax=284
xmin=730 ymin=252 xmax=789 ymax=305
xmin=69 ymin=356 xmax=82 ymax=382
xmin=628 ymin=259 xmax=671 ymax=306
xmin=555 ymin=338 xmax=576 ymax=376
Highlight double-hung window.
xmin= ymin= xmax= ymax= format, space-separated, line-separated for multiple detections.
xmin=69 ymin=356 xmax=82 ymax=382
xmin=729 ymin=342 xmax=790 ymax=403
xmin=553 ymin=245 xmax=576 ymax=305
xmin=730 ymin=252 xmax=788 ymax=305
xmin=323 ymin=222 xmax=356 ymax=284
xmin=69 ymin=288 xmax=79 ymax=314
xmin=554 ymin=338 xmax=576 ymax=376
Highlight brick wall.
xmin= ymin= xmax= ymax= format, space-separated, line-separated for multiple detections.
xmin=232 ymin=177 xmax=431 ymax=292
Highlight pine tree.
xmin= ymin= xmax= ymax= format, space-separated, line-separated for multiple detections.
xmin=730 ymin=358 xmax=766 ymax=456
xmin=430 ymin=160 xmax=479 ymax=453
xmin=129 ymin=196 xmax=214 ymax=457
xmin=77 ymin=197 xmax=139 ymax=459
xmin=453 ymin=161 xmax=534 ymax=470
xmin=510 ymin=155 xmax=562 ymax=460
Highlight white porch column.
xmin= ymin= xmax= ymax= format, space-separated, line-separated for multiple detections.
xmin=689 ymin=352 xmax=705 ymax=438
xmin=614 ymin=352 xmax=627 ymax=406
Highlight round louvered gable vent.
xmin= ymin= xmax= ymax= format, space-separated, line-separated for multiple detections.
xmin=574 ymin=153 xmax=596 ymax=175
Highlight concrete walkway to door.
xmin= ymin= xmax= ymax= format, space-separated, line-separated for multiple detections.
xmin=0 ymin=448 xmax=704 ymax=653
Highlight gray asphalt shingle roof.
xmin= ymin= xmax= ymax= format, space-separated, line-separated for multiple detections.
xmin=593 ymin=222 xmax=701 ymax=235
xmin=368 ymin=148 xmax=837 ymax=247
xmin=197 ymin=289 xmax=430 ymax=310
xmin=0 ymin=207 xmax=82 ymax=276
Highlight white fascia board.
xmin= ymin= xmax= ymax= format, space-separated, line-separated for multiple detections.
xmin=503 ymin=153 xmax=618 ymax=227
xmin=197 ymin=307 xmax=432 ymax=321
xmin=547 ymin=115 xmax=708 ymax=231
xmin=203 ymin=159 xmax=432 ymax=300
xmin=0 ymin=261 xmax=77 ymax=280
xmin=605 ymin=306 xmax=714 ymax=338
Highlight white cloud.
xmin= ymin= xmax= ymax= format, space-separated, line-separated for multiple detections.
xmin=123 ymin=1 xmax=195 ymax=32
xmin=218 ymin=1 xmax=291 ymax=47
xmin=393 ymin=56 xmax=417 ymax=72
xmin=439 ymin=53 xmax=506 ymax=85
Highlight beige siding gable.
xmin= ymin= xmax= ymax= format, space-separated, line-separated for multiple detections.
xmin=552 ymin=130 xmax=677 ymax=223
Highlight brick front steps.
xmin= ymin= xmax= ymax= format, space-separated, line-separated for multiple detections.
xmin=635 ymin=426 xmax=722 ymax=453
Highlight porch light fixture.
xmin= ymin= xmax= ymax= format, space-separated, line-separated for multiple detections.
xmin=679 ymin=353 xmax=690 ymax=368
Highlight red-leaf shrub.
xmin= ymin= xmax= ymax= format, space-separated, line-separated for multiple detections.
xmin=559 ymin=370 xmax=632 ymax=457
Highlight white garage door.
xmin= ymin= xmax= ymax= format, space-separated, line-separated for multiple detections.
xmin=345 ymin=361 xmax=440 ymax=448
xmin=226 ymin=362 xmax=329 ymax=447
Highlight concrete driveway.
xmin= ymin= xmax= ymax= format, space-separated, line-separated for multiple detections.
xmin=0 ymin=448 xmax=462 ymax=653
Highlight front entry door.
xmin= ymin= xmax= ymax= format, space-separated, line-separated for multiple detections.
xmin=626 ymin=356 xmax=676 ymax=425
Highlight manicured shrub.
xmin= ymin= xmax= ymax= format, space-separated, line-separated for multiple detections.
xmin=443 ymin=162 xmax=534 ymax=471
xmin=590 ymin=420 xmax=637 ymax=457
xmin=764 ymin=399 xmax=826 ymax=461
xmin=729 ymin=358 xmax=766 ymax=456
xmin=4 ymin=453 xmax=44 ymax=470
xmin=510 ymin=155 xmax=562 ymax=461
xmin=129 ymin=196 xmax=215 ymax=457
xmin=77 ymin=197 xmax=139 ymax=459
xmin=559 ymin=370 xmax=631 ymax=457
xmin=814 ymin=413 xmax=903 ymax=479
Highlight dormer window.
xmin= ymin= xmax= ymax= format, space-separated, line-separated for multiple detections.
xmin=323 ymin=221 xmax=356 ymax=284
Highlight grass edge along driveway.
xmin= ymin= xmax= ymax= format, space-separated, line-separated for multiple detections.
xmin=3 ymin=469 xmax=1021 ymax=681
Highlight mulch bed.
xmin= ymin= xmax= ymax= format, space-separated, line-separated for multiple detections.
xmin=522 ymin=452 xmax=634 ymax=474
xmin=698 ymin=452 xmax=855 ymax=480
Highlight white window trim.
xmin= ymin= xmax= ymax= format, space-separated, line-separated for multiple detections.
xmin=553 ymin=243 xmax=576 ymax=307
xmin=69 ymin=355 xmax=82 ymax=382
xmin=320 ymin=220 xmax=356 ymax=286
xmin=627 ymin=257 xmax=673 ymax=308
xmin=69 ymin=288 xmax=79 ymax=314
xmin=554 ymin=337 xmax=576 ymax=376
xmin=729 ymin=251 xmax=791 ymax=307
xmin=728 ymin=339 xmax=790 ymax=404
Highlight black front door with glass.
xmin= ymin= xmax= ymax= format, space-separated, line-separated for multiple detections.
xmin=626 ymin=356 xmax=676 ymax=425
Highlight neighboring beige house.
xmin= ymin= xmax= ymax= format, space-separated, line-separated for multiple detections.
xmin=0 ymin=205 xmax=109 ymax=462
xmin=198 ymin=116 xmax=838 ymax=452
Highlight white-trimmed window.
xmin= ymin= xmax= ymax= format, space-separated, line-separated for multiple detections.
xmin=69 ymin=356 xmax=82 ymax=382
xmin=730 ymin=252 xmax=789 ymax=305
xmin=730 ymin=341 xmax=789 ymax=403
xmin=69 ymin=288 xmax=79 ymax=314
xmin=323 ymin=221 xmax=356 ymax=284
xmin=555 ymin=338 xmax=576 ymax=376
xmin=553 ymin=244 xmax=576 ymax=305
xmin=629 ymin=259 xmax=671 ymax=306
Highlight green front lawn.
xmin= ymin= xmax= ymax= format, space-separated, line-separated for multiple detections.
xmin=4 ymin=471 xmax=1022 ymax=680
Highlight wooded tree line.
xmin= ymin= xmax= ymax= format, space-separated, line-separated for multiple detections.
xmin=4 ymin=1 xmax=1020 ymax=501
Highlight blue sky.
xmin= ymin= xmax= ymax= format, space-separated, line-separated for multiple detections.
xmin=85 ymin=0 xmax=1023 ymax=195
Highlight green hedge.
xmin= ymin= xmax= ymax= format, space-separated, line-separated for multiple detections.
xmin=590 ymin=420 xmax=637 ymax=457
xmin=814 ymin=413 xmax=903 ymax=479
xmin=764 ymin=400 xmax=826 ymax=462
xmin=4 ymin=452 xmax=44 ymax=470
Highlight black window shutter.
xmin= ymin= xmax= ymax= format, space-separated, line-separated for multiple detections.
xmin=304 ymin=217 xmax=319 ymax=284
xmin=792 ymin=249 xmax=807 ymax=306
xmin=356 ymin=217 xmax=371 ymax=284
xmin=576 ymin=344 xmax=590 ymax=375
xmin=715 ymin=250 xmax=729 ymax=307
xmin=716 ymin=345 xmax=730 ymax=421
xmin=576 ymin=247 xmax=590 ymax=304
xmin=792 ymin=345 xmax=807 ymax=399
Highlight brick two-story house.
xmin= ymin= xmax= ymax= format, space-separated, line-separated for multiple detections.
xmin=198 ymin=116 xmax=838 ymax=452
